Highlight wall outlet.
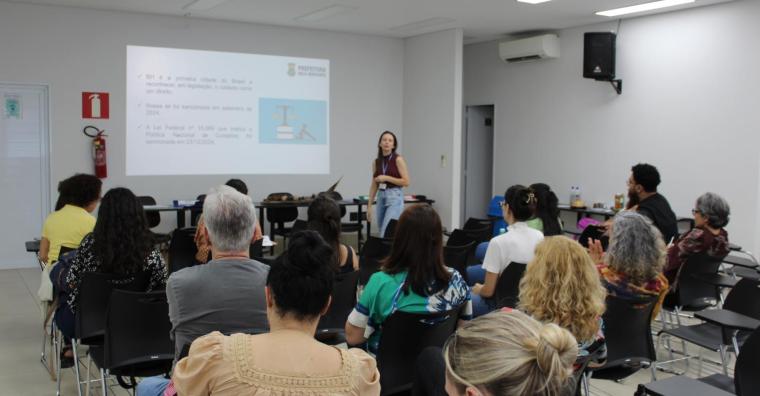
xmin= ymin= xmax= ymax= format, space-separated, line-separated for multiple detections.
xmin=440 ymin=154 xmax=447 ymax=168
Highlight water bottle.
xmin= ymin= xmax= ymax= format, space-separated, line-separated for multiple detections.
xmin=569 ymin=186 xmax=576 ymax=205
xmin=575 ymin=185 xmax=582 ymax=204
xmin=499 ymin=227 xmax=506 ymax=235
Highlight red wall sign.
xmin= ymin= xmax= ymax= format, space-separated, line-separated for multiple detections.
xmin=82 ymin=92 xmax=110 ymax=119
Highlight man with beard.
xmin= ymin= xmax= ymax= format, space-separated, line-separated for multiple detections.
xmin=626 ymin=163 xmax=678 ymax=242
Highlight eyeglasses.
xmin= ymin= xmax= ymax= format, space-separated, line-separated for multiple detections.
xmin=691 ymin=209 xmax=701 ymax=215
xmin=499 ymin=201 xmax=507 ymax=208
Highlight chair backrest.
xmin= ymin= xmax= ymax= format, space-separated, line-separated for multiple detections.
xmin=735 ymin=326 xmax=760 ymax=396
xmin=383 ymin=218 xmax=398 ymax=239
xmin=676 ymin=217 xmax=695 ymax=237
xmin=443 ymin=241 xmax=476 ymax=284
xmin=669 ymin=253 xmax=722 ymax=310
xmin=463 ymin=217 xmax=492 ymax=231
xmin=189 ymin=194 xmax=206 ymax=226
xmin=377 ymin=306 xmax=463 ymax=392
xmin=266 ymin=205 xmax=299 ymax=224
xmin=76 ymin=272 xmax=151 ymax=344
xmin=292 ymin=219 xmax=308 ymax=233
xmin=104 ymin=290 xmax=174 ymax=377
xmin=447 ymin=226 xmax=491 ymax=247
xmin=249 ymin=238 xmax=264 ymax=259
xmin=600 ymin=294 xmax=658 ymax=367
xmin=318 ymin=270 xmax=360 ymax=329
xmin=137 ymin=196 xmax=161 ymax=228
xmin=59 ymin=245 xmax=76 ymax=257
xmin=723 ymin=277 xmax=760 ymax=318
xmin=358 ymin=237 xmax=393 ymax=285
xmin=493 ymin=262 xmax=527 ymax=309
xmin=168 ymin=227 xmax=198 ymax=274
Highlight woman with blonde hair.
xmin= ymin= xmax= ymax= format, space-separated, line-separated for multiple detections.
xmin=519 ymin=236 xmax=607 ymax=361
xmin=443 ymin=309 xmax=578 ymax=396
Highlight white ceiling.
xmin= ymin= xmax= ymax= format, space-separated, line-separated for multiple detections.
xmin=3 ymin=0 xmax=733 ymax=43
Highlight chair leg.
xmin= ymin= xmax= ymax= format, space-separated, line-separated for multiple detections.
xmin=582 ymin=372 xmax=590 ymax=395
xmin=650 ymin=361 xmax=657 ymax=381
xmin=85 ymin=354 xmax=92 ymax=396
xmin=55 ymin=329 xmax=62 ymax=396
xmin=731 ymin=334 xmax=740 ymax=358
xmin=72 ymin=340 xmax=83 ymax=396
xmin=718 ymin=344 xmax=729 ymax=376
xmin=100 ymin=368 xmax=107 ymax=396
xmin=697 ymin=348 xmax=703 ymax=377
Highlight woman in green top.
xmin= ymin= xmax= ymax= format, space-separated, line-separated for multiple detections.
xmin=345 ymin=204 xmax=472 ymax=352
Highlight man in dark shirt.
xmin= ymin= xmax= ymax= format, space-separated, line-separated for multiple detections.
xmin=627 ymin=163 xmax=679 ymax=242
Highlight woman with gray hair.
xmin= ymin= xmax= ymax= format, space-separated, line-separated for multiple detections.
xmin=589 ymin=211 xmax=669 ymax=317
xmin=663 ymin=192 xmax=730 ymax=284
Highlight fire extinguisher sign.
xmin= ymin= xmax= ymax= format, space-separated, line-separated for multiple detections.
xmin=82 ymin=92 xmax=110 ymax=119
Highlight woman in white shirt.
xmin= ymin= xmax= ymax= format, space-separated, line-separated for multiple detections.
xmin=470 ymin=185 xmax=544 ymax=317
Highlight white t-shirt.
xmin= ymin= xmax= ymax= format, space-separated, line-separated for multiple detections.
xmin=482 ymin=222 xmax=544 ymax=275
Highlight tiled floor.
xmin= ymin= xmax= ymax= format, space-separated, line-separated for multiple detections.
xmin=0 ymin=266 xmax=733 ymax=395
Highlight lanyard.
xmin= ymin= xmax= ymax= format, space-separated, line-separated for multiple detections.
xmin=382 ymin=153 xmax=393 ymax=175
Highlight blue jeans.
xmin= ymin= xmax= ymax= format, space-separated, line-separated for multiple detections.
xmin=376 ymin=187 xmax=404 ymax=237
xmin=471 ymin=294 xmax=497 ymax=317
xmin=466 ymin=264 xmax=486 ymax=287
xmin=136 ymin=376 xmax=170 ymax=396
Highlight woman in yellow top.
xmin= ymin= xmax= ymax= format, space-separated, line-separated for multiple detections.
xmin=39 ymin=174 xmax=102 ymax=263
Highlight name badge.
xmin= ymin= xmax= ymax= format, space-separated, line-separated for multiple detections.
xmin=379 ymin=183 xmax=387 ymax=190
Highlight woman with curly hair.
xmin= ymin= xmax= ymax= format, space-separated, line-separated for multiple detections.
xmin=53 ymin=188 xmax=167 ymax=365
xmin=589 ymin=211 xmax=669 ymax=318
xmin=519 ymin=236 xmax=607 ymax=362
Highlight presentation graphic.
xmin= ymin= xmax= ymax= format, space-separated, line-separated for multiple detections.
xmin=259 ymin=98 xmax=327 ymax=145
xmin=125 ymin=45 xmax=330 ymax=175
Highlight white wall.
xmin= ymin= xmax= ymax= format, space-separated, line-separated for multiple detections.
xmin=464 ymin=0 xmax=760 ymax=252
xmin=0 ymin=1 xmax=404 ymax=231
xmin=403 ymin=28 xmax=464 ymax=230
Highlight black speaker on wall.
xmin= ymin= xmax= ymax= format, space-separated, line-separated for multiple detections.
xmin=583 ymin=32 xmax=616 ymax=81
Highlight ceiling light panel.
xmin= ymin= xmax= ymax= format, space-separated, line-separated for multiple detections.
xmin=596 ymin=0 xmax=696 ymax=17
xmin=295 ymin=5 xmax=357 ymax=22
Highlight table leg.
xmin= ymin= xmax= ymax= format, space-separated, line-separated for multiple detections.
xmin=177 ymin=209 xmax=186 ymax=228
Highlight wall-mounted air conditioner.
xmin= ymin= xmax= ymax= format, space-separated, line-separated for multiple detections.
xmin=498 ymin=34 xmax=559 ymax=63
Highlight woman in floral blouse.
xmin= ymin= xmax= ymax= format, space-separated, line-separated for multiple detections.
xmin=54 ymin=188 xmax=167 ymax=345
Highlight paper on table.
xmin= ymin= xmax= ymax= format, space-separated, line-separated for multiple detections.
xmin=262 ymin=235 xmax=276 ymax=247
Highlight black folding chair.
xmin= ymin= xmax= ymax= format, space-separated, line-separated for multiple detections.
xmin=658 ymin=278 xmax=760 ymax=375
xmin=358 ymin=236 xmax=392 ymax=285
xmin=638 ymin=325 xmax=760 ymax=396
xmin=167 ymin=227 xmax=198 ymax=274
xmin=462 ymin=217 xmax=493 ymax=232
xmin=137 ymin=196 xmax=172 ymax=245
xmin=662 ymin=253 xmax=724 ymax=324
xmin=266 ymin=205 xmax=299 ymax=245
xmin=59 ymin=272 xmax=150 ymax=396
xmin=377 ymin=306 xmax=464 ymax=395
xmin=88 ymin=290 xmax=174 ymax=394
xmin=316 ymin=270 xmax=360 ymax=345
xmin=383 ymin=219 xmax=399 ymax=239
xmin=591 ymin=294 xmax=659 ymax=381
xmin=443 ymin=241 xmax=476 ymax=285
xmin=493 ymin=262 xmax=526 ymax=309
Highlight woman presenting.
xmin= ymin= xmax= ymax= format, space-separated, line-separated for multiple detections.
xmin=367 ymin=131 xmax=410 ymax=237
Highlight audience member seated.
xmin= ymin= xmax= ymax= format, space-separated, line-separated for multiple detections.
xmin=519 ymin=236 xmax=607 ymax=364
xmin=526 ymin=182 xmax=563 ymax=236
xmin=442 ymin=310 xmax=577 ymax=396
xmin=52 ymin=187 xmax=166 ymax=366
xmin=468 ymin=185 xmax=543 ymax=316
xmin=39 ymin=173 xmax=102 ymax=264
xmin=626 ymin=163 xmax=678 ymax=242
xmin=308 ymin=194 xmax=359 ymax=273
xmin=590 ymin=211 xmax=669 ymax=318
xmin=345 ymin=204 xmax=471 ymax=352
xmin=194 ymin=178 xmax=263 ymax=263
xmin=138 ymin=185 xmax=270 ymax=396
xmin=663 ymin=192 xmax=730 ymax=284
xmin=168 ymin=185 xmax=269 ymax=359
xmin=163 ymin=231 xmax=380 ymax=395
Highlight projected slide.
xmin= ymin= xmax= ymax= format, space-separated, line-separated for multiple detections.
xmin=126 ymin=45 xmax=330 ymax=175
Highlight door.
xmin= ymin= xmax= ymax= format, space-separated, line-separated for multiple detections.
xmin=0 ymin=83 xmax=50 ymax=269
xmin=463 ymin=105 xmax=494 ymax=221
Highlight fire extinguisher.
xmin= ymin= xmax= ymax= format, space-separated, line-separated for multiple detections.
xmin=84 ymin=125 xmax=107 ymax=178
